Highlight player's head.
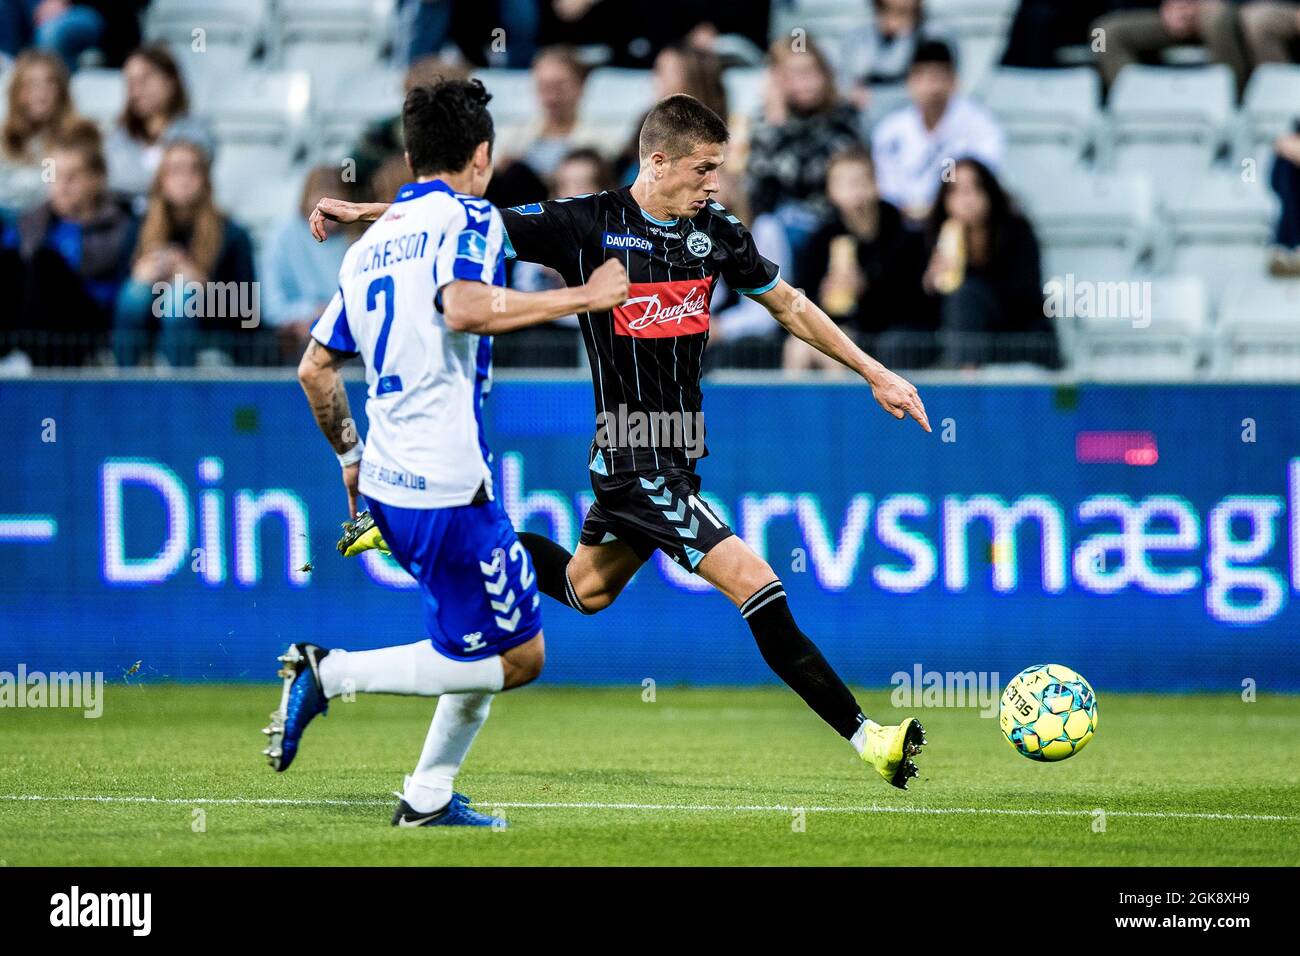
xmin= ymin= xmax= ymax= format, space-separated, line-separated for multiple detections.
xmin=907 ymin=39 xmax=957 ymax=121
xmin=403 ymin=78 xmax=495 ymax=196
xmin=637 ymin=93 xmax=729 ymax=219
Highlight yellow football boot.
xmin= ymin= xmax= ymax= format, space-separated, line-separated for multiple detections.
xmin=860 ymin=717 xmax=927 ymax=789
xmin=336 ymin=511 xmax=389 ymax=557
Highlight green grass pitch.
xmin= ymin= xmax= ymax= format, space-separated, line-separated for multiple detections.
xmin=2 ymin=684 xmax=1297 ymax=866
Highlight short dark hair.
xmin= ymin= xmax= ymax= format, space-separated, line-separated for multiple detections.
xmin=638 ymin=93 xmax=729 ymax=163
xmin=910 ymin=39 xmax=956 ymax=72
xmin=52 ymin=119 xmax=106 ymax=176
xmin=828 ymin=144 xmax=875 ymax=179
xmin=403 ymin=78 xmax=494 ymax=177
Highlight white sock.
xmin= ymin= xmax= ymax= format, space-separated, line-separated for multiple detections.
xmin=318 ymin=641 xmax=504 ymax=698
xmin=850 ymin=719 xmax=881 ymax=756
xmin=403 ymin=692 xmax=494 ymax=813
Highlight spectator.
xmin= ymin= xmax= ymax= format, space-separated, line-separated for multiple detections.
xmin=747 ymin=37 xmax=862 ymax=258
xmin=1002 ymin=0 xmax=1112 ymax=68
xmin=921 ymin=158 xmax=1057 ymax=368
xmin=495 ymin=46 xmax=603 ymax=180
xmin=539 ymin=0 xmax=771 ymax=68
xmin=30 ymin=1 xmax=104 ymax=71
xmin=1269 ymin=123 xmax=1300 ymax=275
xmin=786 ymin=147 xmax=935 ymax=372
xmin=500 ymin=147 xmax=613 ymax=367
xmin=1239 ymin=1 xmax=1300 ymax=63
xmin=261 ymin=166 xmax=361 ymax=363
xmin=398 ymin=0 xmax=540 ymax=68
xmin=0 ymin=2 xmax=30 ymax=59
xmin=1 ymin=124 xmax=136 ymax=366
xmin=706 ymin=167 xmax=788 ymax=369
xmin=80 ymin=0 xmax=148 ymax=68
xmin=1090 ymin=2 xmax=1250 ymax=93
xmin=1 ymin=49 xmax=86 ymax=214
xmin=113 ymin=141 xmax=255 ymax=367
xmin=615 ymin=43 xmax=728 ymax=182
xmin=103 ymin=44 xmax=214 ymax=205
xmin=871 ymin=40 xmax=1004 ymax=221
xmin=838 ymin=0 xmax=949 ymax=98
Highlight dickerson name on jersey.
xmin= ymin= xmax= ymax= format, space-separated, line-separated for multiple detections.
xmin=352 ymin=231 xmax=431 ymax=276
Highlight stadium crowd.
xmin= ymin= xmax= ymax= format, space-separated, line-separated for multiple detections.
xmin=0 ymin=0 xmax=1298 ymax=374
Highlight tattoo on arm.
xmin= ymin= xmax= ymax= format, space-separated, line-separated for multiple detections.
xmin=301 ymin=341 xmax=357 ymax=454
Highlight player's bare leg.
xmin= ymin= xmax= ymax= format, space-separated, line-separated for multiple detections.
xmin=519 ymin=533 xmax=644 ymax=614
xmin=696 ymin=536 xmax=927 ymax=789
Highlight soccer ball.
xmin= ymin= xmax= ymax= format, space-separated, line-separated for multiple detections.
xmin=999 ymin=664 xmax=1098 ymax=761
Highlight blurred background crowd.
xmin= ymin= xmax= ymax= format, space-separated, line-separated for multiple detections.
xmin=1 ymin=0 xmax=1298 ymax=378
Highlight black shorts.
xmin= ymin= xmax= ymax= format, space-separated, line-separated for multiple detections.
xmin=580 ymin=467 xmax=734 ymax=572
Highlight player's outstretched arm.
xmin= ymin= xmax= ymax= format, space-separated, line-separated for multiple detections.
xmin=441 ymin=258 xmax=628 ymax=335
xmin=753 ymin=279 xmax=931 ymax=432
xmin=298 ymin=340 xmax=363 ymax=517
xmin=309 ymin=198 xmax=389 ymax=242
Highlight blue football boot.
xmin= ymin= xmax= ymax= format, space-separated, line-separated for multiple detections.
xmin=262 ymin=643 xmax=330 ymax=771
xmin=391 ymin=784 xmax=507 ymax=828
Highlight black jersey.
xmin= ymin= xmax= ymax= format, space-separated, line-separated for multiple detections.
xmin=501 ymin=187 xmax=780 ymax=475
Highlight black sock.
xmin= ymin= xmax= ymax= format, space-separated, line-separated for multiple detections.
xmin=741 ymin=581 xmax=865 ymax=739
xmin=518 ymin=532 xmax=594 ymax=615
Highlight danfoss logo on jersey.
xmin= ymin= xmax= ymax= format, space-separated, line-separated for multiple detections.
xmin=613 ymin=278 xmax=712 ymax=338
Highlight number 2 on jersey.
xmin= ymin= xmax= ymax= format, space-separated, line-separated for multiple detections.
xmin=368 ymin=275 xmax=402 ymax=396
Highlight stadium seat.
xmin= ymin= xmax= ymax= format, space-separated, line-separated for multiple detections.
xmin=167 ymin=41 xmax=256 ymax=101
xmin=1104 ymin=65 xmax=1235 ymax=179
xmin=1212 ymin=278 xmax=1300 ymax=379
xmin=1155 ymin=174 xmax=1277 ymax=301
xmin=978 ymin=67 xmax=1101 ymax=171
xmin=722 ymin=66 xmax=765 ymax=123
xmin=199 ymin=68 xmax=312 ymax=172
xmin=144 ymin=0 xmax=267 ymax=80
xmin=861 ymin=82 xmax=911 ymax=133
xmin=1074 ymin=276 xmax=1209 ymax=380
xmin=69 ymin=68 xmax=125 ymax=130
xmin=314 ymin=68 xmax=404 ymax=161
xmin=770 ymin=0 xmax=870 ymax=52
xmin=273 ymin=0 xmax=392 ymax=86
xmin=213 ymin=149 xmax=299 ymax=248
xmin=1237 ymin=63 xmax=1300 ymax=160
xmin=582 ymin=68 xmax=657 ymax=145
xmin=1018 ymin=170 xmax=1156 ymax=282
xmin=471 ymin=69 xmax=539 ymax=133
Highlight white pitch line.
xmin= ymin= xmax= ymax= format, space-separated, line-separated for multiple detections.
xmin=0 ymin=795 xmax=1295 ymax=822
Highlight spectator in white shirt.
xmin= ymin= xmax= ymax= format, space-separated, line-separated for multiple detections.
xmin=870 ymin=39 xmax=1004 ymax=222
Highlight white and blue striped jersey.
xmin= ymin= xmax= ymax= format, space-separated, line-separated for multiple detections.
xmin=310 ymin=179 xmax=507 ymax=508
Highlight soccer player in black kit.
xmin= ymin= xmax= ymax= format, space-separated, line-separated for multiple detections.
xmin=314 ymin=93 xmax=933 ymax=789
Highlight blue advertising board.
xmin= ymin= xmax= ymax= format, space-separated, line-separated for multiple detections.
xmin=3 ymin=379 xmax=1298 ymax=690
